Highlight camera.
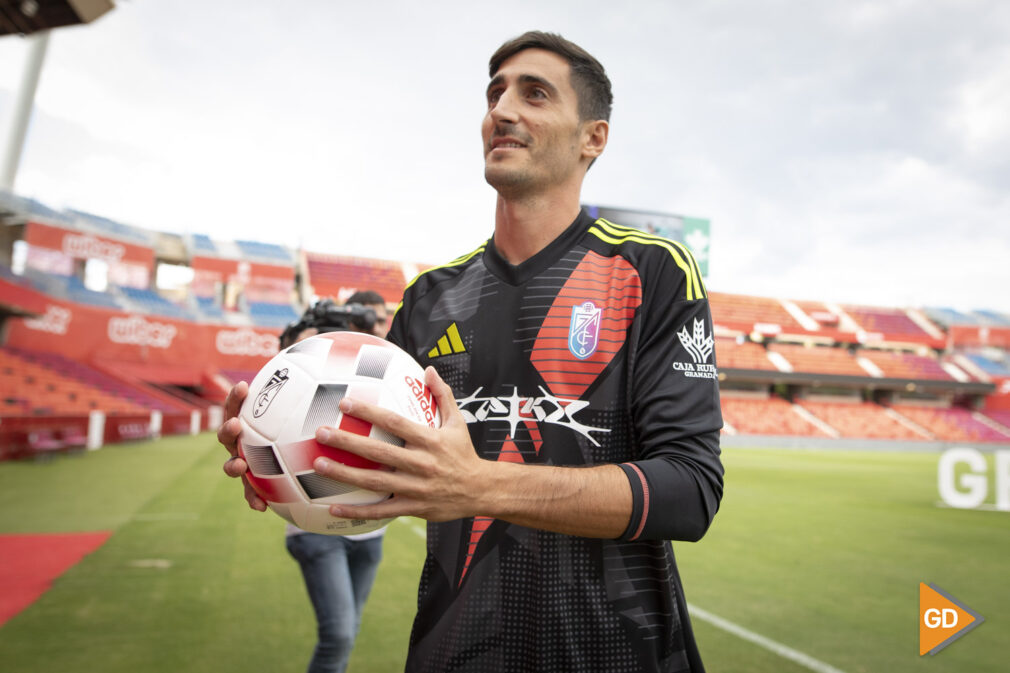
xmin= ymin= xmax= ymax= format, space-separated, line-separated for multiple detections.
xmin=279 ymin=299 xmax=377 ymax=348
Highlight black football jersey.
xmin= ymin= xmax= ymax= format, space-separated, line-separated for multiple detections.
xmin=387 ymin=210 xmax=724 ymax=673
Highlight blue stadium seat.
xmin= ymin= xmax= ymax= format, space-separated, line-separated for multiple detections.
xmin=65 ymin=209 xmax=153 ymax=245
xmin=18 ymin=270 xmax=122 ymax=309
xmin=195 ymin=295 xmax=225 ymax=320
xmin=971 ymin=310 xmax=1010 ymax=327
xmin=923 ymin=307 xmax=979 ymax=327
xmin=20 ymin=268 xmax=69 ymax=295
xmin=235 ymin=239 xmax=292 ymax=263
xmin=192 ymin=234 xmax=218 ymax=254
xmin=247 ymin=301 xmax=299 ymax=327
xmin=963 ymin=352 xmax=1010 ymax=376
xmin=65 ymin=276 xmax=122 ymax=309
xmin=117 ymin=286 xmax=194 ymax=320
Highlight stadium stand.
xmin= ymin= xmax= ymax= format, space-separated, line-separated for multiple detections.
xmin=793 ymin=300 xmax=845 ymax=329
xmin=191 ymin=233 xmax=218 ymax=255
xmin=961 ymin=351 xmax=1010 ymax=377
xmin=305 ymin=252 xmax=409 ymax=305
xmin=117 ymin=285 xmax=194 ymax=320
xmin=1 ymin=348 xmax=149 ymax=416
xmin=924 ymin=307 xmax=982 ymax=327
xmin=3 ymin=189 xmax=1009 ymax=454
xmin=194 ymin=295 xmax=225 ymax=320
xmin=3 ymin=346 xmax=191 ymax=413
xmin=983 ymin=409 xmax=1010 ymax=431
xmin=714 ymin=338 xmax=778 ymax=371
xmin=235 ymin=239 xmax=293 ymax=263
xmin=709 ymin=292 xmax=806 ymax=333
xmin=890 ymin=404 xmax=1010 ymax=443
xmin=843 ymin=305 xmax=933 ymax=338
xmin=799 ymin=399 xmax=927 ymax=440
xmin=65 ymin=208 xmax=154 ymax=245
xmin=938 ymin=309 xmax=1010 ymax=328
xmin=16 ymin=269 xmax=118 ymax=310
xmin=767 ymin=343 xmax=868 ymax=377
xmin=720 ymin=395 xmax=827 ymax=437
xmin=64 ymin=275 xmax=121 ymax=309
xmin=857 ymin=348 xmax=954 ymax=381
xmin=972 ymin=310 xmax=1010 ymax=326
xmin=247 ymin=301 xmax=300 ymax=327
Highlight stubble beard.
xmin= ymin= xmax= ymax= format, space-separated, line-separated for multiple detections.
xmin=484 ymin=162 xmax=535 ymax=199
xmin=483 ymin=127 xmax=583 ymax=201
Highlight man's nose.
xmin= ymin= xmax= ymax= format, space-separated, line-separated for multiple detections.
xmin=489 ymin=88 xmax=520 ymax=123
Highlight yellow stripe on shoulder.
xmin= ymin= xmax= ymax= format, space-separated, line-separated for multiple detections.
xmin=667 ymin=239 xmax=707 ymax=298
xmin=393 ymin=244 xmax=486 ymax=318
xmin=589 ymin=219 xmax=706 ymax=300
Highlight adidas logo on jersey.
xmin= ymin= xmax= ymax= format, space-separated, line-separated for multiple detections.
xmin=427 ymin=322 xmax=467 ymax=358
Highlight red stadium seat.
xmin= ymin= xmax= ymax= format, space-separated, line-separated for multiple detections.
xmin=890 ymin=405 xmax=1010 ymax=442
xmin=799 ymin=399 xmax=927 ymax=440
xmin=720 ymin=395 xmax=826 ymax=437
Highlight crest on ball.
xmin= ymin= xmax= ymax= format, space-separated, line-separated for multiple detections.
xmin=253 ymin=368 xmax=289 ymax=418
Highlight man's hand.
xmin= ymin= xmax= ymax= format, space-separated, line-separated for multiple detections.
xmin=307 ymin=365 xmax=631 ymax=538
xmin=313 ymin=366 xmax=491 ymax=522
xmin=216 ymin=380 xmax=268 ymax=512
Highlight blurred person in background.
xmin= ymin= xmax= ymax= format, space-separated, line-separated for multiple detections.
xmin=279 ymin=290 xmax=390 ymax=673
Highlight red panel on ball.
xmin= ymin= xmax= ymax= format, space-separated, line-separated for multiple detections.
xmin=338 ymin=413 xmax=372 ymax=437
xmin=280 ymin=438 xmax=385 ymax=472
xmin=238 ymin=444 xmax=301 ymax=504
xmin=323 ymin=332 xmax=390 ymax=372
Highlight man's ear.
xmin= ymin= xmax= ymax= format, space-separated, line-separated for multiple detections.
xmin=581 ymin=119 xmax=609 ymax=162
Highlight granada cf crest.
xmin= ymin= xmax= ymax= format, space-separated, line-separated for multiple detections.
xmin=253 ymin=368 xmax=289 ymax=418
xmin=568 ymin=301 xmax=601 ymax=360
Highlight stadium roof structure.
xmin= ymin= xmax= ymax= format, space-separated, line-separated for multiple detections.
xmin=0 ymin=0 xmax=113 ymax=36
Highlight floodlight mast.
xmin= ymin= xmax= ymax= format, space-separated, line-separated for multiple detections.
xmin=1 ymin=29 xmax=49 ymax=191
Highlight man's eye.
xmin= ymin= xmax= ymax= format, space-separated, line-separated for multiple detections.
xmin=528 ymin=87 xmax=547 ymax=100
xmin=487 ymin=90 xmax=502 ymax=105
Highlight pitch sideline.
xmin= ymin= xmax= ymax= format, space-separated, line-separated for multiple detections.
xmin=687 ymin=603 xmax=848 ymax=673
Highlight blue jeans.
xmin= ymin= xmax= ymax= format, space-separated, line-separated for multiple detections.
xmin=286 ymin=532 xmax=384 ymax=673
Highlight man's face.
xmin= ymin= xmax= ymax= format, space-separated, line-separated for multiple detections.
xmin=482 ymin=48 xmax=586 ymax=197
xmin=366 ymin=303 xmax=388 ymax=337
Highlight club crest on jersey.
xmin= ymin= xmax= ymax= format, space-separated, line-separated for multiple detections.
xmin=568 ymin=301 xmax=601 ymax=360
xmin=253 ymin=368 xmax=289 ymax=418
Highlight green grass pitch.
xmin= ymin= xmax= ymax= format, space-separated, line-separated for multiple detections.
xmin=0 ymin=435 xmax=1005 ymax=672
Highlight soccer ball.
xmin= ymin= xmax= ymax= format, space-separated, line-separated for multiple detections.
xmin=237 ymin=331 xmax=439 ymax=535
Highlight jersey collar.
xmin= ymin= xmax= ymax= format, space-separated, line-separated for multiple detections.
xmin=483 ymin=210 xmax=594 ymax=286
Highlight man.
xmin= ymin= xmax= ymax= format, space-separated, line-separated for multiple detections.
xmin=280 ymin=291 xmax=391 ymax=673
xmin=221 ymin=31 xmax=723 ymax=672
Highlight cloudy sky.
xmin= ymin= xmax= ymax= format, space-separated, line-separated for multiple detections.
xmin=1 ymin=0 xmax=1008 ymax=314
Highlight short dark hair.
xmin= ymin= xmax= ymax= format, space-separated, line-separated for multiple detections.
xmin=489 ymin=31 xmax=613 ymax=123
xmin=345 ymin=290 xmax=385 ymax=307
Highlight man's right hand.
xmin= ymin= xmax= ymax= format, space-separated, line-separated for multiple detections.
xmin=216 ymin=381 xmax=268 ymax=512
